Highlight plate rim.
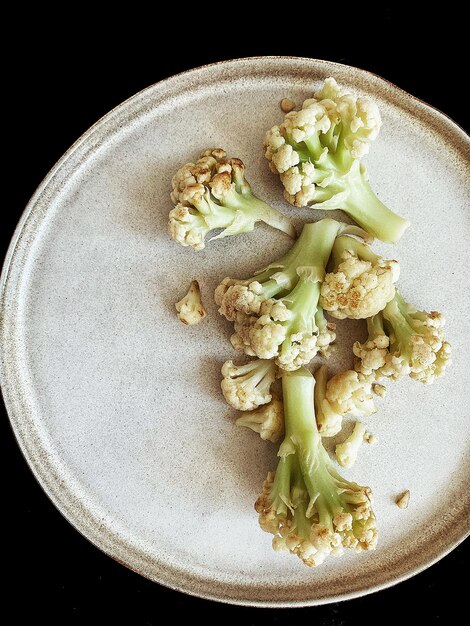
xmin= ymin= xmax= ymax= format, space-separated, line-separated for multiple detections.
xmin=1 ymin=56 xmax=469 ymax=607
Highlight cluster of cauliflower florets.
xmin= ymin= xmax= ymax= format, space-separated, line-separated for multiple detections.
xmin=169 ymin=77 xmax=451 ymax=570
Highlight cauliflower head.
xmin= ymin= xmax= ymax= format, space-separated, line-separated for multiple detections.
xmin=169 ymin=149 xmax=295 ymax=250
xmin=320 ymin=236 xmax=399 ymax=320
xmin=264 ymin=78 xmax=409 ymax=243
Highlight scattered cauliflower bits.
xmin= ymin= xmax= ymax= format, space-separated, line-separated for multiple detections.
xmin=364 ymin=431 xmax=377 ymax=444
xmin=175 ymin=280 xmax=206 ymax=325
xmin=354 ymin=293 xmax=451 ymax=384
xmin=169 ymin=148 xmax=295 ymax=250
xmin=256 ymin=369 xmax=377 ymax=567
xmin=264 ymin=77 xmax=409 ymax=243
xmin=372 ymin=383 xmax=386 ymax=398
xmin=320 ymin=236 xmax=399 ymax=320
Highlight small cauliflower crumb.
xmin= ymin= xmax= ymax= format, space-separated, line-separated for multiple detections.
xmin=280 ymin=98 xmax=295 ymax=113
xmin=372 ymin=383 xmax=386 ymax=397
xmin=175 ymin=280 xmax=206 ymax=325
xmin=396 ymin=490 xmax=410 ymax=509
xmin=364 ymin=431 xmax=377 ymax=444
xmin=221 ymin=359 xmax=277 ymax=411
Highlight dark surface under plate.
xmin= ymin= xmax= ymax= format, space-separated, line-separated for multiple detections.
xmin=4 ymin=13 xmax=468 ymax=625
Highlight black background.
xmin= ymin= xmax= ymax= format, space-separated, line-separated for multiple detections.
xmin=4 ymin=12 xmax=468 ymax=625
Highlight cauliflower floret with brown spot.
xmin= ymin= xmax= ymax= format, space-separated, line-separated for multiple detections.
xmin=326 ymin=370 xmax=377 ymax=418
xmin=355 ymin=293 xmax=451 ymax=384
xmin=215 ymin=220 xmax=354 ymax=370
xmin=320 ymin=236 xmax=399 ymax=320
xmin=175 ymin=280 xmax=206 ymax=325
xmin=168 ymin=148 xmax=295 ymax=250
xmin=314 ymin=365 xmax=377 ymax=438
xmin=221 ymin=359 xmax=277 ymax=411
xmin=264 ymin=77 xmax=409 ymax=243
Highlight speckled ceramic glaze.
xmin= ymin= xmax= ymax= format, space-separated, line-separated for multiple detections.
xmin=1 ymin=58 xmax=469 ymax=606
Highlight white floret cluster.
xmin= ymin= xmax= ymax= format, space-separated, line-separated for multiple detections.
xmin=167 ymin=77 xmax=451 ymax=573
xmin=264 ymin=78 xmax=382 ymax=208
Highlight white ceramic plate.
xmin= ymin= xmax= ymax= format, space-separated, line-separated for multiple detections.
xmin=1 ymin=58 xmax=469 ymax=606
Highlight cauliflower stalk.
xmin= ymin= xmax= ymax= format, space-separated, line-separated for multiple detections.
xmin=320 ymin=235 xmax=399 ymax=319
xmin=314 ymin=365 xmax=376 ymax=437
xmin=255 ymin=368 xmax=377 ymax=567
xmin=216 ymin=219 xmax=369 ymax=371
xmin=264 ymin=78 xmax=410 ymax=243
xmin=335 ymin=421 xmax=367 ymax=468
xmin=221 ymin=359 xmax=277 ymax=411
xmin=175 ymin=280 xmax=206 ymax=325
xmin=236 ymin=396 xmax=284 ymax=443
xmin=354 ymin=292 xmax=451 ymax=383
xmin=169 ymin=149 xmax=296 ymax=250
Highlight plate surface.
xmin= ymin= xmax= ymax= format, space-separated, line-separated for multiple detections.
xmin=1 ymin=57 xmax=469 ymax=606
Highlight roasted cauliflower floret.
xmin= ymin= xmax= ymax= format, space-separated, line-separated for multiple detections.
xmin=235 ymin=396 xmax=284 ymax=443
xmin=264 ymin=77 xmax=410 ymax=243
xmin=255 ymin=368 xmax=377 ymax=568
xmin=169 ymin=149 xmax=295 ymax=250
xmin=320 ymin=236 xmax=399 ymax=319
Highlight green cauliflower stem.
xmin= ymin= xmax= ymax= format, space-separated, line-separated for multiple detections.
xmin=354 ymin=292 xmax=451 ymax=383
xmin=264 ymin=78 xmax=410 ymax=243
xmin=215 ymin=219 xmax=369 ymax=370
xmin=169 ymin=148 xmax=296 ymax=250
xmin=320 ymin=235 xmax=399 ymax=320
xmin=255 ymin=368 xmax=377 ymax=567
